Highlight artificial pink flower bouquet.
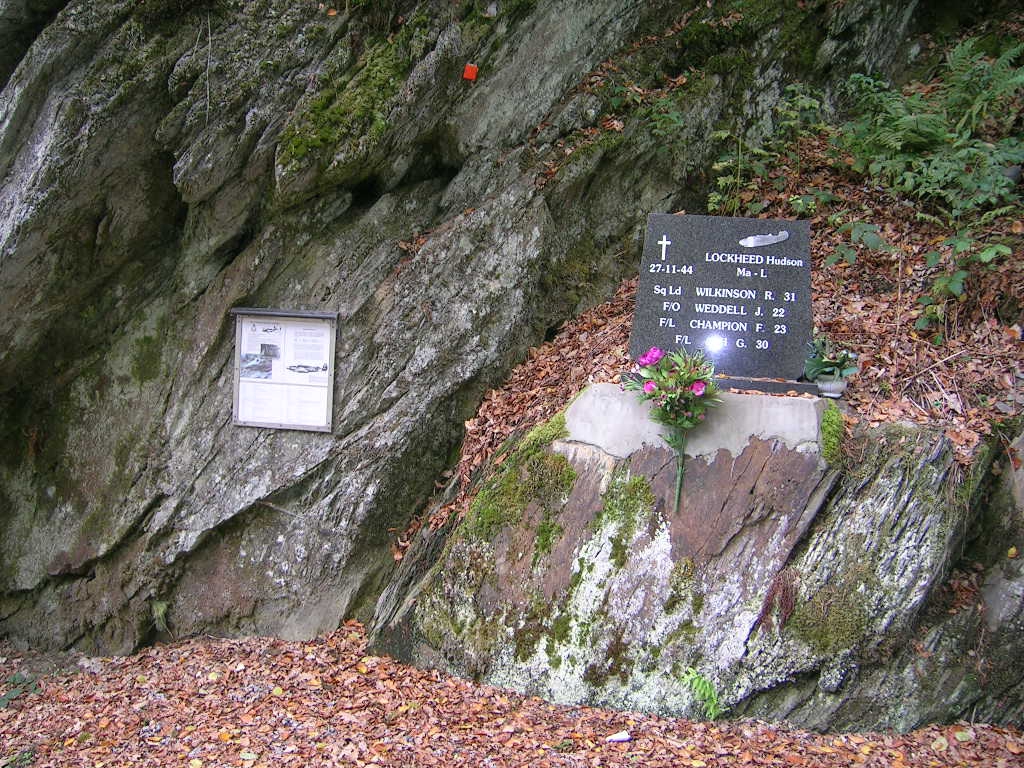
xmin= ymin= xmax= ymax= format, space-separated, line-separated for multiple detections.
xmin=625 ymin=347 xmax=721 ymax=433
xmin=624 ymin=347 xmax=722 ymax=513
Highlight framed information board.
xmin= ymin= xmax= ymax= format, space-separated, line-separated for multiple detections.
xmin=629 ymin=214 xmax=812 ymax=381
xmin=230 ymin=308 xmax=338 ymax=432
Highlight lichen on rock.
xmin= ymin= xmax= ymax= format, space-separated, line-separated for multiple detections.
xmin=373 ymin=385 xmax=1024 ymax=731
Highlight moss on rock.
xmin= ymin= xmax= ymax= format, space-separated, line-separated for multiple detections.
xmin=582 ymin=628 xmax=634 ymax=687
xmin=532 ymin=510 xmax=564 ymax=566
xmin=790 ymin=582 xmax=869 ymax=655
xmin=820 ymin=400 xmax=844 ymax=467
xmin=593 ymin=469 xmax=655 ymax=569
xmin=130 ymin=334 xmax=163 ymax=384
xmin=467 ymin=413 xmax=571 ymax=540
xmin=664 ymin=556 xmax=695 ymax=613
xmin=278 ymin=11 xmax=431 ymax=173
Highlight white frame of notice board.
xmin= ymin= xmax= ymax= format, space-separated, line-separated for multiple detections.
xmin=230 ymin=308 xmax=338 ymax=432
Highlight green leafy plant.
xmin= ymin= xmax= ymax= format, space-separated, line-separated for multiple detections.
xmin=827 ymin=220 xmax=892 ymax=265
xmin=916 ymin=229 xmax=1013 ymax=342
xmin=0 ymin=749 xmax=36 ymax=768
xmin=151 ymin=599 xmax=171 ymax=636
xmin=707 ymin=84 xmax=827 ymax=215
xmin=788 ymin=189 xmax=837 ymax=217
xmin=707 ymin=129 xmax=775 ymax=216
xmin=774 ymin=83 xmax=827 ymax=176
xmin=604 ymin=81 xmax=646 ymax=111
xmin=804 ymin=336 xmax=857 ymax=382
xmin=624 ymin=348 xmax=721 ymax=515
xmin=787 ymin=194 xmax=817 ymax=216
xmin=835 ymin=40 xmax=1024 ymax=221
xmin=644 ymin=96 xmax=687 ymax=139
xmin=0 ymin=672 xmax=39 ymax=710
xmin=774 ymin=83 xmax=827 ymax=142
xmin=680 ymin=666 xmax=726 ymax=720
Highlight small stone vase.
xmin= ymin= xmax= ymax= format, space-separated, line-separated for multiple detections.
xmin=816 ymin=378 xmax=848 ymax=399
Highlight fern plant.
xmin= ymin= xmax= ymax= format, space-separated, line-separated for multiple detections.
xmin=836 ymin=39 xmax=1024 ymax=222
xmin=943 ymin=40 xmax=1024 ymax=136
xmin=680 ymin=666 xmax=727 ymax=720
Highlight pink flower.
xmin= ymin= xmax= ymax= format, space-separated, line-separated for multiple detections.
xmin=637 ymin=347 xmax=665 ymax=367
xmin=690 ymin=380 xmax=707 ymax=397
xmin=643 ymin=380 xmax=657 ymax=394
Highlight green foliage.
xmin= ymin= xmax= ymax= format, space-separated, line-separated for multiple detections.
xmin=644 ymin=96 xmax=687 ymax=139
xmin=835 ymin=40 xmax=1024 ymax=221
xmin=704 ymin=38 xmax=1019 ymax=348
xmin=151 ymin=600 xmax=170 ymax=635
xmin=706 ymin=130 xmax=775 ymax=216
xmin=604 ymin=82 xmax=646 ymax=111
xmin=0 ymin=749 xmax=35 ymax=768
xmin=928 ymin=270 xmax=969 ymax=299
xmin=774 ymin=83 xmax=826 ymax=141
xmin=625 ymin=348 xmax=722 ymax=440
xmin=679 ymin=666 xmax=726 ymax=720
xmin=625 ymin=347 xmax=722 ymax=515
xmin=787 ymin=188 xmax=836 ymax=218
xmin=826 ymin=220 xmax=892 ymax=266
xmin=707 ymin=83 xmax=826 ymax=215
xmin=943 ymin=38 xmax=1024 ymax=136
xmin=0 ymin=673 xmax=39 ymax=710
xmin=804 ymin=335 xmax=857 ymax=382
xmin=915 ymin=230 xmax=1013 ymax=341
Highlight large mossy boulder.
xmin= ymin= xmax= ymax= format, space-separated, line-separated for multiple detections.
xmin=0 ymin=0 xmax=986 ymax=655
xmin=371 ymin=386 xmax=1024 ymax=731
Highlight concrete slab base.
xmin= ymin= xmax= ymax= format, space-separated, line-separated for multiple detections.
xmin=562 ymin=383 xmax=825 ymax=459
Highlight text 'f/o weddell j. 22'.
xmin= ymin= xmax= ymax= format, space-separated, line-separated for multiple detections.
xmin=629 ymin=214 xmax=812 ymax=381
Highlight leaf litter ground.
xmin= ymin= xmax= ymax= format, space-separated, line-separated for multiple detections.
xmin=2 ymin=623 xmax=1022 ymax=767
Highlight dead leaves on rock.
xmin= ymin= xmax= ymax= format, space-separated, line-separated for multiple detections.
xmin=444 ymin=129 xmax=1021 ymax=535
xmin=428 ymin=278 xmax=637 ymax=530
xmin=2 ymin=625 xmax=1022 ymax=767
xmin=426 ymin=174 xmax=1019 ymax=533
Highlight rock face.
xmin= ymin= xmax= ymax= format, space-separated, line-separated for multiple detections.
xmin=0 ymin=0 xmax=674 ymax=653
xmin=371 ymin=386 xmax=1024 ymax=731
xmin=0 ymin=0 xmax=983 ymax=658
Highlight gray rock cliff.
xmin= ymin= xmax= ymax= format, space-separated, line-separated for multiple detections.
xmin=0 ymin=0 xmax=998 ymax=687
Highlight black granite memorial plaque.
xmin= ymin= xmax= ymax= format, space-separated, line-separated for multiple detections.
xmin=629 ymin=213 xmax=812 ymax=382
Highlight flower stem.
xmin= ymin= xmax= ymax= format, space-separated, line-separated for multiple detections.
xmin=673 ymin=429 xmax=686 ymax=516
